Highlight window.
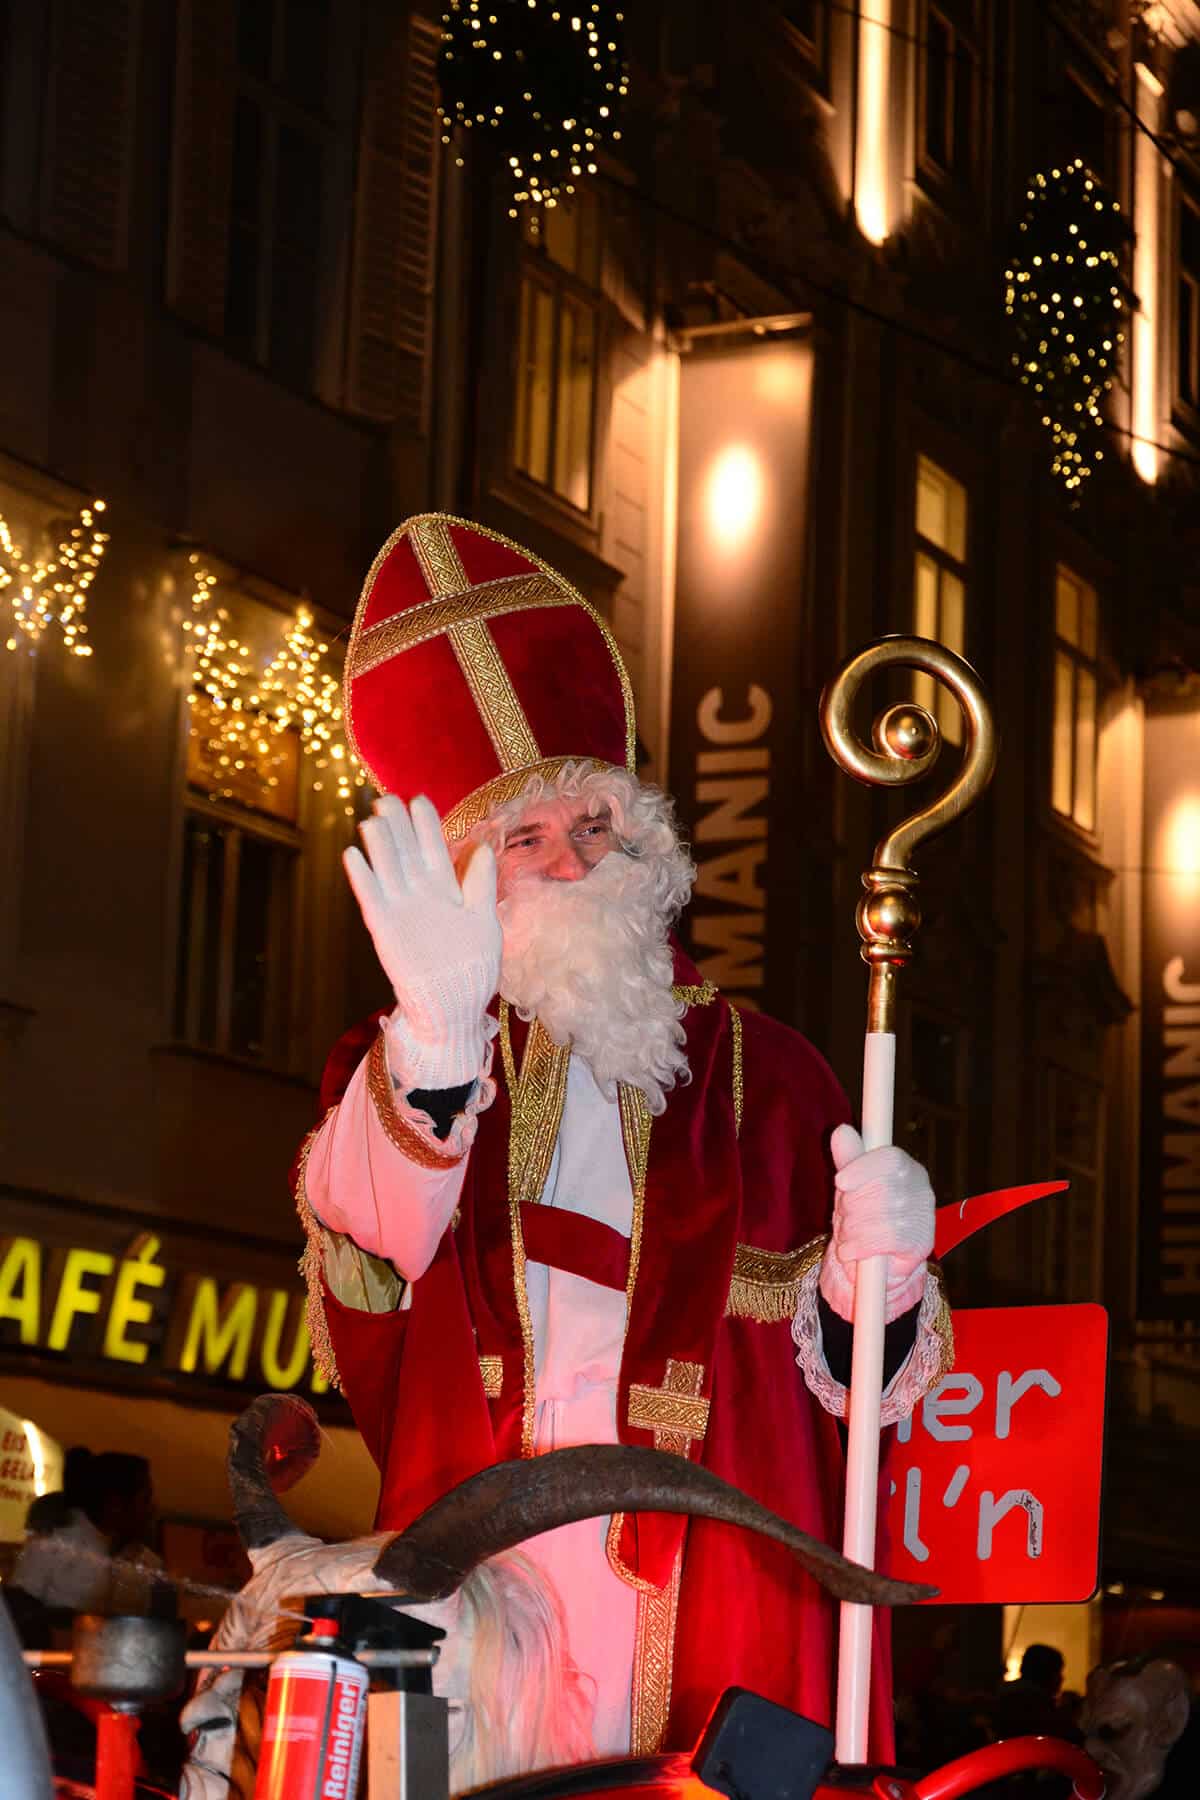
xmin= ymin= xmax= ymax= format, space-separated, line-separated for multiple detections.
xmin=779 ymin=0 xmax=827 ymax=73
xmin=1051 ymin=564 xmax=1098 ymax=832
xmin=513 ymin=195 xmax=601 ymax=514
xmin=1046 ymin=69 xmax=1109 ymax=189
xmin=226 ymin=0 xmax=333 ymax=388
xmin=175 ymin=708 xmax=303 ymax=1066
xmin=917 ymin=0 xmax=982 ymax=188
xmin=907 ymin=1011 xmax=967 ymax=1205
xmin=912 ymin=454 xmax=968 ymax=747
xmin=1177 ymin=191 xmax=1200 ymax=414
xmin=1046 ymin=1066 xmax=1103 ymax=1299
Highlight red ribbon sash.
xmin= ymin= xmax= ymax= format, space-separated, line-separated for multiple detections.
xmin=518 ymin=1201 xmax=630 ymax=1292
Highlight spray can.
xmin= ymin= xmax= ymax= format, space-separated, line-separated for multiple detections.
xmin=253 ymin=1608 xmax=369 ymax=1800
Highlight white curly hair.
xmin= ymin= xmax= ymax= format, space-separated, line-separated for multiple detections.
xmin=470 ymin=761 xmax=696 ymax=1112
xmin=470 ymin=760 xmax=695 ymax=921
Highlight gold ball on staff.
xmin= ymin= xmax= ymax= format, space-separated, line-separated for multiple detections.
xmin=857 ymin=877 xmax=922 ymax=955
xmin=873 ymin=702 xmax=939 ymax=764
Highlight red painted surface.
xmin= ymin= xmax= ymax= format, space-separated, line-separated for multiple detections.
xmin=933 ymin=1184 xmax=1069 ymax=1259
xmin=94 ymin=1708 xmax=141 ymax=1800
xmin=880 ymin=1305 xmax=1108 ymax=1603
xmin=903 ymin=1735 xmax=1106 ymax=1799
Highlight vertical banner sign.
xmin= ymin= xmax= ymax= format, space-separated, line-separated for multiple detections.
xmin=1139 ymin=697 xmax=1200 ymax=1320
xmin=669 ymin=335 xmax=814 ymax=1016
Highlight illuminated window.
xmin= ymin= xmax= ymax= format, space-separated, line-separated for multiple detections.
xmin=514 ymin=195 xmax=601 ymax=513
xmin=1051 ymin=565 xmax=1098 ymax=834
xmin=1176 ymin=190 xmax=1200 ymax=414
xmin=225 ymin=0 xmax=333 ymax=388
xmin=912 ymin=454 xmax=968 ymax=747
xmin=917 ymin=0 xmax=982 ymax=188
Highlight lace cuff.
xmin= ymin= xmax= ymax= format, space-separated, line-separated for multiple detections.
xmin=792 ymin=1256 xmax=954 ymax=1425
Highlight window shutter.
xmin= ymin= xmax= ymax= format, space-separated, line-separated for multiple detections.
xmin=39 ymin=0 xmax=140 ymax=269
xmin=345 ymin=11 xmax=441 ymax=426
xmin=165 ymin=0 xmax=236 ymax=335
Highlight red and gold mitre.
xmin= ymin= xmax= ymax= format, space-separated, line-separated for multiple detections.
xmin=344 ymin=514 xmax=636 ymax=839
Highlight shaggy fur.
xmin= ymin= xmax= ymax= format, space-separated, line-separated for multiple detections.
xmin=178 ymin=1531 xmax=593 ymax=1799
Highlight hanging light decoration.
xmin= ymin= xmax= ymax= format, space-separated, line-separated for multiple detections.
xmin=181 ymin=557 xmax=367 ymax=815
xmin=438 ymin=0 xmax=628 ymax=213
xmin=1004 ymin=159 xmax=1132 ymax=494
xmin=1 ymin=499 xmax=109 ymax=655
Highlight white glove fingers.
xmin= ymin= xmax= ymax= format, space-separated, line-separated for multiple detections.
xmin=367 ymin=796 xmax=425 ymax=891
xmin=459 ymin=840 xmax=497 ymax=915
xmin=342 ymin=844 xmax=385 ymax=933
xmin=409 ymin=795 xmax=460 ymax=898
xmin=358 ymin=813 xmax=408 ymax=902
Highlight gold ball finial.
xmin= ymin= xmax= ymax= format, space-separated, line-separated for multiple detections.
xmin=873 ymin=702 xmax=938 ymax=765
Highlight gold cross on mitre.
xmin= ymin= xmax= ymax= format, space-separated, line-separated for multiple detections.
xmin=628 ymin=1358 xmax=711 ymax=1458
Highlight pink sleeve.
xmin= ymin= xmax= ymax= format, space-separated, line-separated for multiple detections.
xmin=304 ymin=1030 xmax=493 ymax=1282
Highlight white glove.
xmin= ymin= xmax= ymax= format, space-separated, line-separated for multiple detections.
xmin=343 ymin=794 xmax=501 ymax=1090
xmin=819 ymin=1124 xmax=934 ymax=1324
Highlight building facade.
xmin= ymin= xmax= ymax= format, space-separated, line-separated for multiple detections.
xmin=0 ymin=0 xmax=1197 ymax=1676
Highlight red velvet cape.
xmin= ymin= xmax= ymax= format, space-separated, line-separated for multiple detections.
xmin=310 ymin=955 xmax=896 ymax=1759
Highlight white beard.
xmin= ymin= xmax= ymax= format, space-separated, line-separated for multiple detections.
xmin=497 ymin=853 xmax=689 ymax=1115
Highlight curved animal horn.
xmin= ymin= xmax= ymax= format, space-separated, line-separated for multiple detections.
xmin=372 ymin=1444 xmax=934 ymax=1606
xmin=228 ymin=1394 xmax=322 ymax=1549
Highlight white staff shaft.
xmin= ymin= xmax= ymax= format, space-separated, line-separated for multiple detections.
xmin=834 ymin=1028 xmax=895 ymax=1765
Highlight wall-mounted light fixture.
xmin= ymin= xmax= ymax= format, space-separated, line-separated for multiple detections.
xmin=855 ymin=0 xmax=892 ymax=244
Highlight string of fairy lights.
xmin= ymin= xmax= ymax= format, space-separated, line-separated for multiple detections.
xmin=1005 ymin=160 xmax=1132 ymax=492
xmin=180 ymin=555 xmax=366 ymax=817
xmin=0 ymin=500 xmax=109 ymax=656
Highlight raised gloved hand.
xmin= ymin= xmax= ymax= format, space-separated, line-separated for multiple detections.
xmin=819 ymin=1124 xmax=935 ymax=1324
xmin=343 ymin=795 xmax=501 ymax=1090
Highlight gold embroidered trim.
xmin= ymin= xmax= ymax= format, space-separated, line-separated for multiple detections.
xmin=671 ymin=981 xmax=717 ymax=1007
xmin=501 ymin=1003 xmax=571 ymax=1457
xmin=478 ymin=1355 xmax=503 ymax=1398
xmin=344 ymin=512 xmax=638 ymax=803
xmin=627 ymin=1358 xmax=710 ymax=1455
xmin=354 ymin=572 xmax=565 ymax=676
xmin=367 ymin=1033 xmax=467 ymax=1170
xmin=442 ymin=756 xmax=612 ymax=842
xmin=448 ymin=614 xmax=542 ymax=770
xmin=725 ymin=1235 xmax=826 ymax=1323
xmin=408 ymin=514 xmax=468 ymax=598
xmin=630 ymin=1549 xmax=683 ymax=1756
xmin=604 ymin=1510 xmax=663 ymax=1596
xmin=503 ymin=1006 xmax=571 ymax=1204
xmin=730 ymin=1003 xmax=743 ymax=1138
xmin=295 ymin=1113 xmax=340 ymax=1389
xmin=619 ymin=1082 xmax=652 ymax=1306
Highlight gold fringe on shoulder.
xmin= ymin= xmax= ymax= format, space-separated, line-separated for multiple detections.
xmin=725 ymin=1235 xmax=827 ymax=1323
xmin=671 ymin=980 xmax=717 ymax=1007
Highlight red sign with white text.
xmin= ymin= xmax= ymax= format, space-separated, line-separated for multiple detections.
xmin=880 ymin=1304 xmax=1108 ymax=1604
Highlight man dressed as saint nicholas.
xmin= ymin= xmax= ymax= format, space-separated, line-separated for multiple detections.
xmin=295 ymin=513 xmax=953 ymax=1770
